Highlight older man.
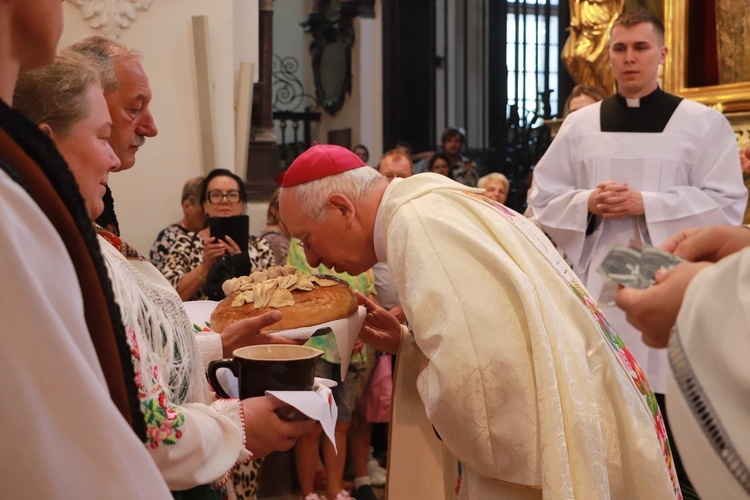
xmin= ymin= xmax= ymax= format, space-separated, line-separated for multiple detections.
xmin=66 ymin=36 xmax=158 ymax=235
xmin=376 ymin=150 xmax=413 ymax=180
xmin=279 ymin=143 xmax=680 ymax=499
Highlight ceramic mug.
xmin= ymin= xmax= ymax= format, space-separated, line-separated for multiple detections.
xmin=207 ymin=344 xmax=323 ymax=400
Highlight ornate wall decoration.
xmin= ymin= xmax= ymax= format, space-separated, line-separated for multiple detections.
xmin=67 ymin=0 xmax=153 ymax=38
xmin=272 ymin=55 xmax=318 ymax=113
xmin=715 ymin=0 xmax=750 ymax=85
xmin=562 ymin=0 xmax=624 ymax=96
xmin=664 ymin=0 xmax=750 ymax=113
xmin=302 ymin=1 xmax=359 ymax=116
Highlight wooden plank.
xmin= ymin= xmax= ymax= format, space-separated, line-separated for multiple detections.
xmin=192 ymin=15 xmax=217 ymax=174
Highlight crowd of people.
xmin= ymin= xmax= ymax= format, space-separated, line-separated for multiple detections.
xmin=2 ymin=3 xmax=749 ymax=500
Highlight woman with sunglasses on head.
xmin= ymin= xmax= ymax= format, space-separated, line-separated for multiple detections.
xmin=161 ymin=168 xmax=274 ymax=301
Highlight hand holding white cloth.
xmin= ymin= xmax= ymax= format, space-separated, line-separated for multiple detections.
xmin=268 ymin=377 xmax=340 ymax=453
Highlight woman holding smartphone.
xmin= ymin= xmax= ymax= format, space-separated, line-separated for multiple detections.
xmin=162 ymin=168 xmax=274 ymax=301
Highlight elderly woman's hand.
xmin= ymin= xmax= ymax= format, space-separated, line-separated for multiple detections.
xmin=222 ymin=235 xmax=242 ymax=256
xmin=202 ymin=236 xmax=229 ymax=268
xmin=242 ymin=395 xmax=317 ymax=458
xmin=220 ymin=311 xmax=302 ymax=357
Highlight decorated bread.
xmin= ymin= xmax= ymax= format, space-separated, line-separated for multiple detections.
xmin=210 ymin=265 xmax=358 ymax=333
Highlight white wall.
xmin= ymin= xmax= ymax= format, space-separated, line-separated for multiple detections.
xmin=356 ymin=6 xmax=384 ymax=163
xmin=60 ymin=0 xmax=259 ymax=254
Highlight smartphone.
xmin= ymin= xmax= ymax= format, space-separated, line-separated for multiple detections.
xmin=208 ymin=215 xmax=249 ymax=254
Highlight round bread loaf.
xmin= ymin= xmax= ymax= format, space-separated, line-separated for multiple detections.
xmin=210 ymin=274 xmax=358 ymax=333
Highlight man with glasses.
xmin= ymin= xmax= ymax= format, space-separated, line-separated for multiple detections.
xmin=279 ymin=143 xmax=681 ymax=499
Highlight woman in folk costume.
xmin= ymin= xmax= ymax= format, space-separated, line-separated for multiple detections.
xmin=13 ymin=52 xmax=314 ymax=498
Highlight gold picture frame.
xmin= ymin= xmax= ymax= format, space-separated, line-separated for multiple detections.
xmin=663 ymin=0 xmax=750 ymax=113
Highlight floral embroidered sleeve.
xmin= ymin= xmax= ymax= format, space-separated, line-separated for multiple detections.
xmin=99 ymin=232 xmax=252 ymax=491
xmin=123 ymin=322 xmax=184 ymax=448
xmin=126 ymin=322 xmax=251 ymax=489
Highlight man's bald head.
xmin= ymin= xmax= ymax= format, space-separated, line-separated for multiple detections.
xmin=377 ymin=150 xmax=413 ymax=180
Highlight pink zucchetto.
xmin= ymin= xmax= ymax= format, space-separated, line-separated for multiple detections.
xmin=281 ymin=143 xmax=367 ymax=187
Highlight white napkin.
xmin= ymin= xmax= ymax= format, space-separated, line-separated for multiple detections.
xmin=268 ymin=377 xmax=339 ymax=453
xmin=183 ymin=300 xmax=367 ymax=382
xmin=272 ymin=306 xmax=366 ymax=381
xmin=209 ymin=371 xmax=339 ymax=452
xmin=183 ymin=300 xmax=219 ymax=331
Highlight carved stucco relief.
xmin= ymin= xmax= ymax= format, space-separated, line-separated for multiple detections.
xmin=67 ymin=0 xmax=153 ymax=38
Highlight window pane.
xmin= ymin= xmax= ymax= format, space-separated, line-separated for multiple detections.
xmin=505 ymin=1 xmax=559 ymax=118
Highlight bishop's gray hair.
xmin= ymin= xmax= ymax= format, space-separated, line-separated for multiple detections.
xmin=290 ymin=166 xmax=383 ymax=222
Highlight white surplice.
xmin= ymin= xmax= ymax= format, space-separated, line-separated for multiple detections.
xmin=529 ymin=98 xmax=747 ymax=393
xmin=0 ymin=170 xmax=171 ymax=498
xmin=376 ymin=174 xmax=679 ymax=499
xmin=667 ymin=248 xmax=750 ymax=499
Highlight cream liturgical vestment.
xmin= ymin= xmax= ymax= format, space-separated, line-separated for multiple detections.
xmin=529 ymin=89 xmax=747 ymax=394
xmin=376 ymin=174 xmax=680 ymax=499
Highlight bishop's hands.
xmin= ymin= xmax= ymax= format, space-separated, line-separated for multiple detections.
xmin=588 ymin=181 xmax=644 ymax=219
xmin=356 ymin=292 xmax=402 ymax=354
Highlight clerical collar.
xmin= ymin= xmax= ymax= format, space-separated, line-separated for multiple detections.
xmin=613 ymin=86 xmax=664 ymax=108
xmin=601 ymin=86 xmax=683 ymax=133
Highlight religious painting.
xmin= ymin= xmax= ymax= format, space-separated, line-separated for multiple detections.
xmin=663 ymin=0 xmax=750 ymax=112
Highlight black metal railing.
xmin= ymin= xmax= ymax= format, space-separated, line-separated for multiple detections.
xmin=272 ymin=54 xmax=321 ymax=168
